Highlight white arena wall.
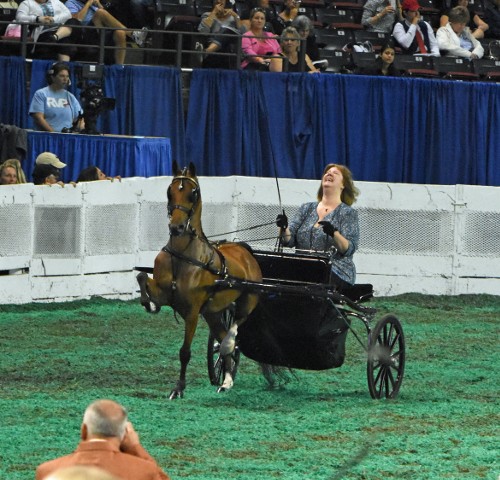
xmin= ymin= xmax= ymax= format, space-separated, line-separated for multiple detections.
xmin=1 ymin=176 xmax=499 ymax=304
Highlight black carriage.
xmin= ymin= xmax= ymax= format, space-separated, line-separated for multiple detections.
xmin=206 ymin=250 xmax=405 ymax=399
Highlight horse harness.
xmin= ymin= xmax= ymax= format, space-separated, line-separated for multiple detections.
xmin=164 ymin=171 xmax=231 ymax=298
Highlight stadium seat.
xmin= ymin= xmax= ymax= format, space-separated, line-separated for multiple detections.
xmin=472 ymin=58 xmax=500 ymax=81
xmin=353 ymin=30 xmax=389 ymax=51
xmin=316 ymin=7 xmax=362 ymax=29
xmin=394 ymin=54 xmax=440 ymax=78
xmin=0 ymin=3 xmax=17 ymax=36
xmin=351 ymin=51 xmax=378 ymax=73
xmin=318 ymin=48 xmax=352 ymax=72
xmin=316 ymin=27 xmax=354 ymax=50
xmin=327 ymin=0 xmax=364 ymax=11
xmin=433 ymin=56 xmax=479 ymax=80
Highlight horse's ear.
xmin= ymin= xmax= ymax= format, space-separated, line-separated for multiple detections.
xmin=188 ymin=162 xmax=196 ymax=177
xmin=172 ymin=161 xmax=179 ymax=176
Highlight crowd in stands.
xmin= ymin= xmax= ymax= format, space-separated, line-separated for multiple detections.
xmin=1 ymin=0 xmax=500 ymax=74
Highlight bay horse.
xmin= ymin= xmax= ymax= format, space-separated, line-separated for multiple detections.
xmin=137 ymin=162 xmax=262 ymax=399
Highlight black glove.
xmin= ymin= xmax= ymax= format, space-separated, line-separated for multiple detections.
xmin=318 ymin=221 xmax=337 ymax=237
xmin=276 ymin=212 xmax=288 ymax=229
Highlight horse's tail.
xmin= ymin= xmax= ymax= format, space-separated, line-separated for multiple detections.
xmin=259 ymin=363 xmax=297 ymax=388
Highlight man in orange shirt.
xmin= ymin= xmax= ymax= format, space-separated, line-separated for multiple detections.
xmin=36 ymin=399 xmax=170 ymax=480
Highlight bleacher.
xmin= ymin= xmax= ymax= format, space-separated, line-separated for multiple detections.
xmin=1 ymin=0 xmax=499 ymax=79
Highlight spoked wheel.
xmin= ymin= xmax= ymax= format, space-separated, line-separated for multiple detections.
xmin=367 ymin=314 xmax=405 ymax=399
xmin=207 ymin=309 xmax=241 ymax=386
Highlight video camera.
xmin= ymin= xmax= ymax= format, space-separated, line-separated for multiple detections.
xmin=77 ymin=64 xmax=116 ymax=135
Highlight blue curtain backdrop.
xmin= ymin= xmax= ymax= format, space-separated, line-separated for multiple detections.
xmin=185 ymin=69 xmax=500 ymax=186
xmin=3 ymin=58 xmax=499 ymax=186
xmin=0 ymin=56 xmax=27 ymax=127
xmin=27 ymin=60 xmax=186 ymax=164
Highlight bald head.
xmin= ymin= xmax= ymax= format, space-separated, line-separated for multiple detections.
xmin=45 ymin=466 xmax=121 ymax=480
xmin=82 ymin=400 xmax=127 ymax=440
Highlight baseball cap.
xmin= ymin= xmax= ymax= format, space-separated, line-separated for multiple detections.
xmin=35 ymin=152 xmax=66 ymax=168
xmin=402 ymin=0 xmax=420 ymax=10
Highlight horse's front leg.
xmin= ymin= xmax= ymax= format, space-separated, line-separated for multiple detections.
xmin=217 ymin=321 xmax=239 ymax=392
xmin=136 ymin=272 xmax=162 ymax=313
xmin=169 ymin=315 xmax=198 ymax=399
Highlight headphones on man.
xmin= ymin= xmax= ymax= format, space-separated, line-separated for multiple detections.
xmin=46 ymin=62 xmax=72 ymax=86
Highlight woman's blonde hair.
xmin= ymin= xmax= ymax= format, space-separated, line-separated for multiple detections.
xmin=316 ymin=163 xmax=359 ymax=206
xmin=0 ymin=159 xmax=27 ymax=184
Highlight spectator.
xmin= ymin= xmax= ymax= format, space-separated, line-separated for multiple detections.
xmin=240 ymin=0 xmax=276 ymax=32
xmin=64 ymin=0 xmax=148 ymax=65
xmin=29 ymin=62 xmax=84 ymax=133
xmin=241 ymin=7 xmax=281 ymax=69
xmin=269 ymin=26 xmax=319 ymax=72
xmin=35 ymin=399 xmax=171 ymax=480
xmin=362 ymin=0 xmax=401 ymax=34
xmin=46 ymin=466 xmax=121 ymax=480
xmin=272 ymin=0 xmax=300 ymax=35
xmin=76 ymin=165 xmax=121 ymax=181
xmin=361 ymin=41 xmax=401 ymax=75
xmin=195 ymin=0 xmax=245 ymax=68
xmin=32 ymin=151 xmax=67 ymax=185
xmin=0 ymin=159 xmax=27 ymax=185
xmin=440 ymin=0 xmax=489 ymax=40
xmin=437 ymin=5 xmax=484 ymax=58
xmin=483 ymin=0 xmax=500 ymax=39
xmin=276 ymin=163 xmax=360 ymax=290
xmin=292 ymin=15 xmax=320 ymax=62
xmin=393 ymin=0 xmax=440 ymax=55
xmin=32 ymin=163 xmax=64 ymax=185
xmin=15 ymin=0 xmax=82 ymax=61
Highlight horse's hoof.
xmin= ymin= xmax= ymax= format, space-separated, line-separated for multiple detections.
xmin=217 ymin=386 xmax=227 ymax=393
xmin=169 ymin=390 xmax=183 ymax=400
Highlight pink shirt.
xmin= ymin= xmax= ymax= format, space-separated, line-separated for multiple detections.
xmin=241 ymin=31 xmax=281 ymax=69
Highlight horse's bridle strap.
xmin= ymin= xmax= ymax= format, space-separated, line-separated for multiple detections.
xmin=162 ymin=244 xmax=228 ymax=278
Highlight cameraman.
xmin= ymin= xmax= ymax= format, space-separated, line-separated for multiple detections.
xmin=29 ymin=62 xmax=85 ymax=133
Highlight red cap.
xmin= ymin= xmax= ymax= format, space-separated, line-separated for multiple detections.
xmin=402 ymin=0 xmax=420 ymax=10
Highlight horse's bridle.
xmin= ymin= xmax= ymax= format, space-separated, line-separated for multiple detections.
xmin=167 ymin=174 xmax=200 ymax=236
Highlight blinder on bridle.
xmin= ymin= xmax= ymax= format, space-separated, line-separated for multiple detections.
xmin=167 ymin=175 xmax=200 ymax=218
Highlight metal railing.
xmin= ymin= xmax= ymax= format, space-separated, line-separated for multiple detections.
xmin=0 ymin=20 xmax=306 ymax=71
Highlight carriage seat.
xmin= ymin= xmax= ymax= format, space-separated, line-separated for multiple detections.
xmin=340 ymin=283 xmax=373 ymax=303
xmin=252 ymin=250 xmax=331 ymax=284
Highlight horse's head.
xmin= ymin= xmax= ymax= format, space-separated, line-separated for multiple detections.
xmin=168 ymin=162 xmax=201 ymax=237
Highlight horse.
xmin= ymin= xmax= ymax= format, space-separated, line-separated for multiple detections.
xmin=137 ymin=162 xmax=262 ymax=399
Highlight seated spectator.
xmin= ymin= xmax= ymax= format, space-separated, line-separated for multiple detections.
xmin=437 ymin=6 xmax=484 ymax=58
xmin=76 ymin=165 xmax=120 ymax=182
xmin=393 ymin=0 xmax=440 ymax=56
xmin=359 ymin=41 xmax=401 ymax=76
xmin=240 ymin=0 xmax=276 ymax=32
xmin=272 ymin=0 xmax=300 ymax=35
xmin=292 ymin=15 xmax=320 ymax=62
xmin=362 ymin=0 xmax=401 ymax=34
xmin=32 ymin=163 xmax=64 ymax=185
xmin=15 ymin=0 xmax=82 ymax=61
xmin=46 ymin=466 xmax=121 ymax=480
xmin=440 ymin=0 xmax=489 ymax=40
xmin=195 ymin=0 xmax=246 ymax=68
xmin=29 ymin=62 xmax=84 ymax=133
xmin=64 ymin=0 xmax=148 ymax=65
xmin=0 ymin=159 xmax=27 ymax=185
xmin=241 ymin=7 xmax=281 ymax=70
xmin=32 ymin=151 xmax=67 ymax=185
xmin=483 ymin=0 xmax=500 ymax=39
xmin=35 ymin=399 xmax=171 ymax=480
xmin=269 ymin=26 xmax=319 ymax=72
